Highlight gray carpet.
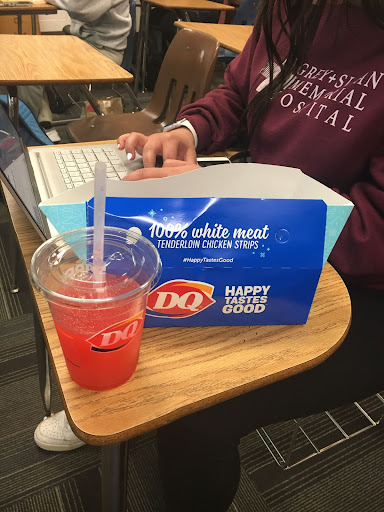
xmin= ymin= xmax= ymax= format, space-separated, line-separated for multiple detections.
xmin=1 ymin=135 xmax=384 ymax=511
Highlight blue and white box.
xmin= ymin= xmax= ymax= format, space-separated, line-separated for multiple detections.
xmin=39 ymin=163 xmax=353 ymax=327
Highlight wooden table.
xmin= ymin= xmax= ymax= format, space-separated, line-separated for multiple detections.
xmin=2 ymin=170 xmax=351 ymax=511
xmin=0 ymin=0 xmax=56 ymax=34
xmin=0 ymin=33 xmax=133 ymax=126
xmin=134 ymin=0 xmax=235 ymax=93
xmin=175 ymin=20 xmax=253 ymax=53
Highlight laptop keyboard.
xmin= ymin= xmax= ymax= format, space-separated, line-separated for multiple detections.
xmin=54 ymin=148 xmax=127 ymax=189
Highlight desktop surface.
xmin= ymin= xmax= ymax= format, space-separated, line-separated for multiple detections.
xmin=0 ymin=34 xmax=132 ymax=85
xmin=5 ymin=176 xmax=351 ymax=444
xmin=1 ymin=135 xmax=352 ymax=448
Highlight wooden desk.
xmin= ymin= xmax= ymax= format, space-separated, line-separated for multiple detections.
xmin=175 ymin=20 xmax=253 ymax=53
xmin=40 ymin=264 xmax=351 ymax=442
xmin=0 ymin=0 xmax=56 ymax=34
xmin=2 ymin=167 xmax=351 ymax=511
xmin=134 ymin=0 xmax=235 ymax=93
xmin=0 ymin=34 xmax=133 ymax=126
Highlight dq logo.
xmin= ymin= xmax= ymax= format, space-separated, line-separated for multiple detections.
xmin=86 ymin=311 xmax=144 ymax=352
xmin=147 ymin=280 xmax=215 ymax=318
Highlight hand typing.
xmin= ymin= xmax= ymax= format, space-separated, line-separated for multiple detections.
xmin=122 ymin=159 xmax=201 ymax=181
xmin=117 ymin=129 xmax=197 ymax=170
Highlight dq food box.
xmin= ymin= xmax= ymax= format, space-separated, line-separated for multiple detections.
xmin=39 ymin=163 xmax=353 ymax=327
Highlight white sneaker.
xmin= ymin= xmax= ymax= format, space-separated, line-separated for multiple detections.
xmin=34 ymin=410 xmax=86 ymax=452
xmin=44 ymin=128 xmax=61 ymax=143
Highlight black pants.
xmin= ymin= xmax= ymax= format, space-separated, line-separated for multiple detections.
xmin=157 ymin=285 xmax=384 ymax=512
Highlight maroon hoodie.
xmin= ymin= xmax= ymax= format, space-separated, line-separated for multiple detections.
xmin=179 ymin=5 xmax=384 ymax=289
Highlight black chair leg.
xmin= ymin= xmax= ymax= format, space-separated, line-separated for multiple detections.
xmin=8 ymin=231 xmax=19 ymax=294
xmin=33 ymin=305 xmax=52 ymax=418
xmin=101 ymin=442 xmax=129 ymax=512
xmin=122 ymin=83 xmax=143 ymax=111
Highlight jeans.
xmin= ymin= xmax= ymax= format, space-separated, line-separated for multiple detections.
xmin=157 ymin=284 xmax=384 ymax=512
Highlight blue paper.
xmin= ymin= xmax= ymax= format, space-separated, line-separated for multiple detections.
xmin=85 ymin=196 xmax=327 ymax=326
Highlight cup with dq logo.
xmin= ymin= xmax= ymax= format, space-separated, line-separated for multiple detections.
xmin=30 ymin=226 xmax=161 ymax=391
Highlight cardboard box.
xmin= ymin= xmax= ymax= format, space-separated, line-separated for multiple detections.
xmin=39 ymin=163 xmax=353 ymax=327
xmin=85 ymin=97 xmax=123 ymax=117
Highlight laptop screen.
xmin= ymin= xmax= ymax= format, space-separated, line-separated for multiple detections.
xmin=0 ymin=104 xmax=48 ymax=240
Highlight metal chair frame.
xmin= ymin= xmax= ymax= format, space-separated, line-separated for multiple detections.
xmin=257 ymin=392 xmax=384 ymax=470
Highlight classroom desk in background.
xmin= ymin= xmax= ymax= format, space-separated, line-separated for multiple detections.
xmin=0 ymin=0 xmax=56 ymax=34
xmin=0 ymin=34 xmax=133 ymax=127
xmin=134 ymin=0 xmax=236 ymax=93
xmin=1 ymin=139 xmax=351 ymax=511
xmin=174 ymin=20 xmax=253 ymax=53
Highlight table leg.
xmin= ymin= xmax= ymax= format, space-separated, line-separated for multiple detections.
xmin=31 ymin=14 xmax=37 ymax=35
xmin=180 ymin=10 xmax=191 ymax=22
xmin=218 ymin=0 xmax=229 ymax=24
xmin=133 ymin=2 xmax=145 ymax=94
xmin=134 ymin=2 xmax=150 ymax=94
xmin=140 ymin=3 xmax=151 ymax=94
xmin=0 ymin=188 xmax=19 ymax=293
xmin=8 ymin=227 xmax=19 ymax=294
xmin=101 ymin=442 xmax=129 ymax=512
xmin=17 ymin=15 xmax=22 ymax=34
xmin=33 ymin=305 xmax=52 ymax=418
xmin=6 ymin=86 xmax=19 ymax=131
xmin=81 ymin=85 xmax=104 ymax=116
xmin=134 ymin=6 xmax=191 ymax=94
xmin=122 ymin=83 xmax=143 ymax=111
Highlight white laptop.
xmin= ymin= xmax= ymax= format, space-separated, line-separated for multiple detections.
xmin=0 ymin=104 xmax=142 ymax=240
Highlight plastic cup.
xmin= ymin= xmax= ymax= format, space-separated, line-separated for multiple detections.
xmin=30 ymin=226 xmax=161 ymax=391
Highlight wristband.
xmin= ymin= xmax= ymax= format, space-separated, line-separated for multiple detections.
xmin=163 ymin=118 xmax=198 ymax=148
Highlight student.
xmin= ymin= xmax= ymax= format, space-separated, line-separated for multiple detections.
xmin=46 ymin=0 xmax=132 ymax=66
xmin=18 ymin=0 xmax=132 ymax=126
xmin=35 ymin=1 xmax=384 ymax=510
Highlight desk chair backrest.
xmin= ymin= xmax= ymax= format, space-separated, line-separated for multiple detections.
xmin=146 ymin=28 xmax=220 ymax=126
xmin=66 ymin=28 xmax=220 ymax=143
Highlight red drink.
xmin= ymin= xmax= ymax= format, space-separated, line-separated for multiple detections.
xmin=30 ymin=226 xmax=161 ymax=391
xmin=49 ymin=279 xmax=146 ymax=391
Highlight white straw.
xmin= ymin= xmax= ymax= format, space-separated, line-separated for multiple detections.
xmin=93 ymin=161 xmax=107 ymax=285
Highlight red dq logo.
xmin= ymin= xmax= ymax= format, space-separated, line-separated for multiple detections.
xmin=147 ymin=280 xmax=215 ymax=318
xmin=86 ymin=311 xmax=144 ymax=352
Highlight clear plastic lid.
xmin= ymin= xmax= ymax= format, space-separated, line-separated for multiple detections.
xmin=30 ymin=226 xmax=162 ymax=306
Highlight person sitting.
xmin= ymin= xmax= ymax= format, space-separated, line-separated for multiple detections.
xmin=17 ymin=0 xmax=132 ymax=127
xmin=35 ymin=2 xmax=384 ymax=511
xmin=48 ymin=0 xmax=132 ymax=66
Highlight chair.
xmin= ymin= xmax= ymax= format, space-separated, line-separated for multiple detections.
xmin=59 ymin=3 xmax=141 ymax=118
xmin=66 ymin=28 xmax=220 ymax=142
xmin=257 ymin=392 xmax=384 ymax=470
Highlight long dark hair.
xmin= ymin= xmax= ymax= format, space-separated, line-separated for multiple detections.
xmin=247 ymin=0 xmax=384 ymax=131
